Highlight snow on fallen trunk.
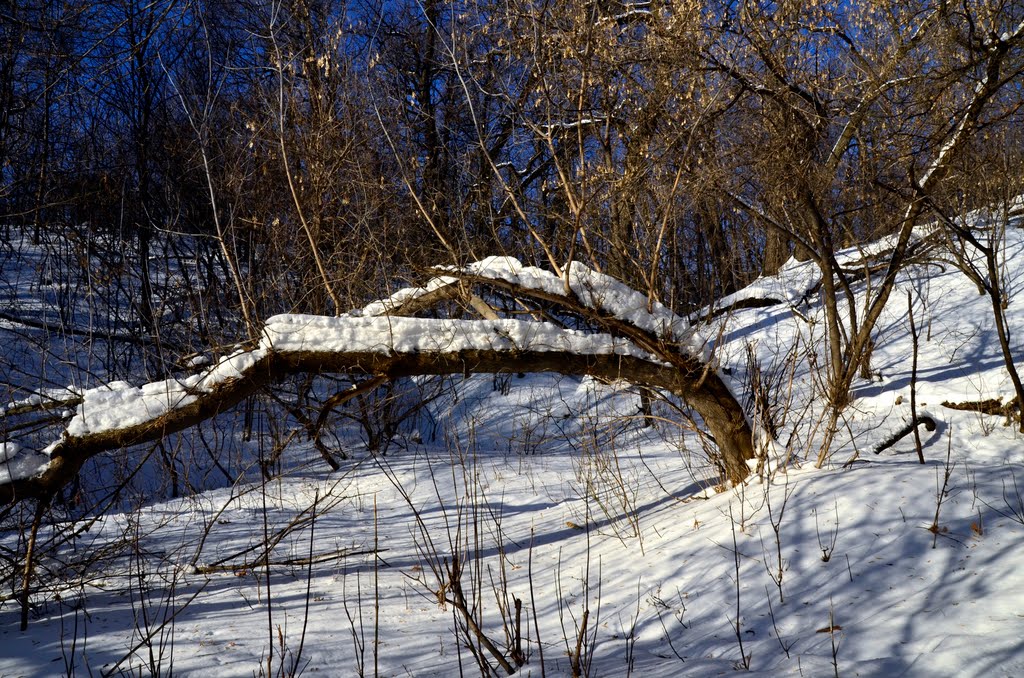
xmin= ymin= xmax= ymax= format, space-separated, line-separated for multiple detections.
xmin=64 ymin=349 xmax=268 ymax=439
xmin=707 ymin=257 xmax=821 ymax=314
xmin=706 ymin=221 xmax=944 ymax=319
xmin=262 ymin=314 xmax=654 ymax=358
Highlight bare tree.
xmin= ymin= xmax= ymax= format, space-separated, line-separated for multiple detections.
xmin=930 ymin=128 xmax=1024 ymax=430
xmin=696 ymin=2 xmax=1024 ymax=460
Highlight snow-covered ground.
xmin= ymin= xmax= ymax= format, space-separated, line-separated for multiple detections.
xmin=3 ymin=218 xmax=1024 ymax=676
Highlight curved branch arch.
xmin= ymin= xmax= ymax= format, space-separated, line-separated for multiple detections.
xmin=1 ymin=261 xmax=756 ymax=506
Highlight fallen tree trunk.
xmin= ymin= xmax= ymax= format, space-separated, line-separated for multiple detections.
xmin=941 ymin=397 xmax=1020 ymax=425
xmin=872 ymin=415 xmax=937 ymax=456
xmin=2 ymin=259 xmax=761 ymax=505
xmin=0 ymin=317 xmax=755 ymax=506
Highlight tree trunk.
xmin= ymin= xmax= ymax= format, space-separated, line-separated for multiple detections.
xmin=0 ymin=341 xmax=755 ymax=506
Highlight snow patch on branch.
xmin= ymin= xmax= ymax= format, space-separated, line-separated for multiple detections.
xmin=2 ymin=386 xmax=81 ymax=415
xmin=353 ymin=275 xmax=458 ymax=317
xmin=442 ymin=257 xmax=691 ymax=345
xmin=0 ymin=443 xmax=42 ymax=486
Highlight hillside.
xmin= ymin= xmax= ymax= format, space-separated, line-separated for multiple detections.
xmin=3 ymin=216 xmax=1024 ymax=677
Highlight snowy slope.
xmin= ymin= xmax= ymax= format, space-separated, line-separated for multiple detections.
xmin=3 ymin=221 xmax=1024 ymax=676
